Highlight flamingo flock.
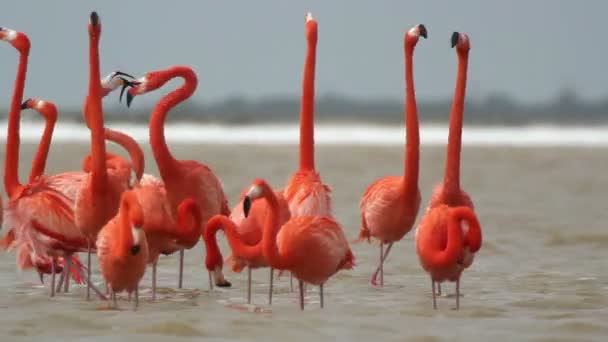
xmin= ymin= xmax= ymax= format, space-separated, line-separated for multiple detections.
xmin=0 ymin=11 xmax=483 ymax=311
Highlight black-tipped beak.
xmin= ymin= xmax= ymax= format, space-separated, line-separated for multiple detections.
xmin=114 ymin=71 xmax=135 ymax=79
xmin=90 ymin=12 xmax=99 ymax=27
xmin=130 ymin=244 xmax=141 ymax=256
xmin=20 ymin=98 xmax=31 ymax=110
xmin=216 ymin=279 xmax=232 ymax=287
xmin=419 ymin=24 xmax=428 ymax=39
xmin=126 ymin=91 xmax=135 ymax=108
xmin=243 ymin=196 xmax=251 ymax=218
xmin=451 ymin=31 xmax=460 ymax=48
xmin=119 ymin=78 xmax=140 ymax=104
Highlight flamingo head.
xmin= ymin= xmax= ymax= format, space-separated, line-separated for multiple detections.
xmin=123 ymin=70 xmax=169 ymax=107
xmin=0 ymin=27 xmax=30 ymax=52
xmin=21 ymin=98 xmax=58 ymax=122
xmin=243 ymin=178 xmax=273 ymax=218
xmin=451 ymin=31 xmax=470 ymax=54
xmin=406 ymin=24 xmax=427 ymax=46
xmin=100 ymin=71 xmax=138 ymax=97
xmin=88 ymin=11 xmax=101 ymax=37
xmin=305 ymin=12 xmax=318 ymax=44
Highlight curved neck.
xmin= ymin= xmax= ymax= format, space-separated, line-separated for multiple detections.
xmin=116 ymin=194 xmax=137 ymax=256
xmin=4 ymin=51 xmax=29 ymax=196
xmin=261 ymin=185 xmax=289 ymax=269
xmin=299 ymin=36 xmax=317 ymax=172
xmin=150 ymin=67 xmax=197 ymax=179
xmin=425 ymin=207 xmax=464 ymax=268
xmin=28 ymin=107 xmax=57 ymax=183
xmin=88 ymin=33 xmax=108 ymax=192
xmin=175 ymin=199 xmax=202 ymax=247
xmin=453 ymin=206 xmax=482 ymax=253
xmin=443 ymin=51 xmax=469 ymax=198
xmin=104 ymin=129 xmax=144 ymax=181
xmin=203 ymin=215 xmax=261 ymax=270
xmin=403 ymin=44 xmax=420 ymax=195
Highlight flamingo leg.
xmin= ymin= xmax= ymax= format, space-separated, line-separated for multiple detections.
xmin=290 ymin=273 xmax=294 ymax=292
xmin=111 ymin=289 xmax=117 ymax=308
xmin=437 ymin=282 xmax=442 ymax=296
xmin=208 ymin=271 xmax=214 ymax=291
xmin=268 ymin=268 xmax=274 ymax=306
xmin=299 ymin=280 xmax=305 ymax=311
xmin=39 ymin=272 xmax=44 ymax=285
xmin=55 ymin=266 xmax=66 ymax=293
xmin=74 ymin=265 xmax=107 ymax=300
xmin=319 ymin=284 xmax=324 ymax=309
xmin=247 ymin=267 xmax=252 ymax=304
xmin=371 ymin=242 xmax=394 ymax=286
xmin=86 ymin=242 xmax=91 ymax=301
xmin=128 ymin=292 xmax=132 ymax=302
xmin=152 ymin=262 xmax=157 ymax=301
xmin=134 ymin=286 xmax=139 ymax=310
xmin=50 ymin=261 xmax=56 ymax=297
xmin=178 ymin=249 xmax=184 ymax=289
xmin=455 ymin=278 xmax=460 ymax=310
xmin=64 ymin=256 xmax=71 ymax=293
xmin=432 ymin=279 xmax=437 ymax=310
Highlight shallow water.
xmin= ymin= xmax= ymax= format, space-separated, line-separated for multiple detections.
xmin=1 ymin=143 xmax=607 ymax=341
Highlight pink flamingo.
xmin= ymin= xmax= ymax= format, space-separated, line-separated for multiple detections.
xmin=125 ymin=65 xmax=231 ymax=289
xmin=421 ymin=31 xmax=477 ymax=297
xmin=355 ymin=24 xmax=426 ymax=286
xmin=96 ymin=190 xmax=148 ymax=309
xmin=244 ymin=178 xmax=354 ymax=310
xmin=204 ymin=186 xmax=291 ymax=305
xmin=416 ymin=205 xmax=482 ymax=309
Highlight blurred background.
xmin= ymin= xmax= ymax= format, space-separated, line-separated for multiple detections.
xmin=0 ymin=0 xmax=605 ymax=126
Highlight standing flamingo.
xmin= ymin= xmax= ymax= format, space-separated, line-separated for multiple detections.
xmin=74 ymin=12 xmax=132 ymax=300
xmin=283 ymin=13 xmax=332 ymax=219
xmin=125 ymin=65 xmax=230 ymax=289
xmin=204 ymin=187 xmax=291 ymax=305
xmin=355 ymin=24 xmax=427 ymax=286
xmin=243 ymin=179 xmax=354 ymax=310
xmin=96 ymin=190 xmax=148 ymax=309
xmin=416 ymin=205 xmax=482 ymax=309
xmin=420 ymin=31 xmax=477 ymax=297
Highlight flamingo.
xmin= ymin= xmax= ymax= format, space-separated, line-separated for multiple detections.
xmin=355 ymin=24 xmax=427 ymax=286
xmin=125 ymin=65 xmax=230 ymax=289
xmin=129 ymin=174 xmax=204 ymax=300
xmin=73 ymin=12 xmax=132 ymax=300
xmin=420 ymin=31 xmax=477 ymax=297
xmin=243 ymin=179 xmax=355 ymax=310
xmin=415 ymin=205 xmax=482 ymax=309
xmin=283 ymin=13 xmax=332 ymax=220
xmin=204 ymin=186 xmax=291 ymax=305
xmin=96 ymin=190 xmax=148 ymax=309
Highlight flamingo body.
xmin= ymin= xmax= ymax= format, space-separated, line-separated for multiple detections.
xmin=284 ymin=171 xmax=331 ymax=218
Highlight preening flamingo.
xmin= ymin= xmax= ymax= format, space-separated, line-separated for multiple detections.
xmin=96 ymin=190 xmax=148 ymax=309
xmin=355 ymin=24 xmax=426 ymax=286
xmin=283 ymin=13 xmax=332 ymax=219
xmin=125 ymin=65 xmax=230 ymax=289
xmin=204 ymin=187 xmax=291 ymax=305
xmin=244 ymin=179 xmax=354 ymax=310
xmin=415 ymin=205 xmax=482 ymax=309
xmin=74 ymin=12 xmax=132 ymax=300
xmin=418 ymin=31 xmax=479 ymax=298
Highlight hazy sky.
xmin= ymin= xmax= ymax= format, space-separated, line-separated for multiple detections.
xmin=0 ymin=0 xmax=604 ymax=109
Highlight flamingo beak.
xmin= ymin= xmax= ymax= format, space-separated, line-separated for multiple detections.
xmin=20 ymin=98 xmax=32 ymax=110
xmin=419 ymin=24 xmax=428 ymax=39
xmin=90 ymin=12 xmax=99 ymax=27
xmin=451 ymin=31 xmax=459 ymax=48
xmin=126 ymin=90 xmax=135 ymax=108
xmin=130 ymin=245 xmax=141 ymax=256
xmin=119 ymin=78 xmax=140 ymax=104
xmin=243 ymin=196 xmax=252 ymax=218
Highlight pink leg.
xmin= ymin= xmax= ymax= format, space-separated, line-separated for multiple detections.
xmin=298 ymin=280 xmax=305 ymax=311
xmin=437 ymin=282 xmax=442 ymax=296
xmin=455 ymin=278 xmax=460 ymax=310
xmin=74 ymin=265 xmax=107 ymax=300
xmin=55 ymin=266 xmax=66 ymax=293
xmin=133 ymin=286 xmax=139 ymax=310
xmin=152 ymin=262 xmax=157 ymax=301
xmin=63 ymin=256 xmax=72 ymax=293
xmin=208 ymin=271 xmax=214 ymax=291
xmin=50 ymin=261 xmax=56 ymax=297
xmin=86 ymin=242 xmax=92 ymax=301
xmin=319 ymin=284 xmax=324 ymax=309
xmin=371 ymin=242 xmax=394 ymax=286
xmin=178 ymin=249 xmax=184 ymax=289
xmin=290 ymin=273 xmax=294 ymax=292
xmin=268 ymin=268 xmax=274 ymax=305
xmin=247 ymin=267 xmax=252 ymax=304
xmin=432 ymin=279 xmax=437 ymax=310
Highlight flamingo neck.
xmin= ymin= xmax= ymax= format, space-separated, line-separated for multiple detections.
xmin=443 ymin=52 xmax=469 ymax=199
xmin=150 ymin=66 xmax=197 ymax=180
xmin=403 ymin=44 xmax=420 ymax=196
xmin=4 ymin=51 xmax=29 ymax=196
xmin=29 ymin=106 xmax=57 ymax=183
xmin=261 ymin=185 xmax=288 ymax=269
xmin=88 ymin=33 xmax=108 ymax=192
xmin=203 ymin=215 xmax=261 ymax=271
xmin=104 ymin=129 xmax=145 ymax=181
xmin=175 ymin=199 xmax=202 ymax=247
xmin=116 ymin=194 xmax=136 ymax=256
xmin=454 ymin=206 xmax=482 ymax=253
xmin=425 ymin=206 xmax=465 ymax=269
xmin=299 ymin=37 xmax=317 ymax=172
